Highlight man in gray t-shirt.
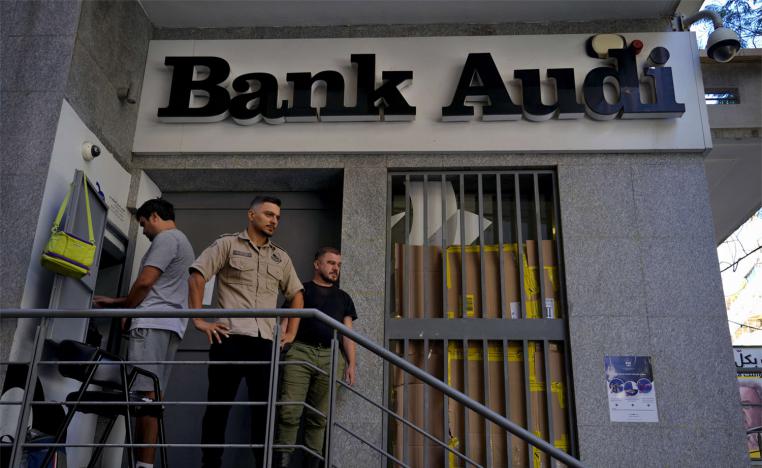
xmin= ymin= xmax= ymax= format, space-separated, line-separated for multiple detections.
xmin=94 ymin=198 xmax=194 ymax=468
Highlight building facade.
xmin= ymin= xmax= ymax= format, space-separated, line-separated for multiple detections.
xmin=2 ymin=1 xmax=760 ymax=467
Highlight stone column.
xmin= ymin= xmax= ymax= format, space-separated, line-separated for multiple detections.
xmin=0 ymin=0 xmax=81 ymax=385
xmin=334 ymin=164 xmax=388 ymax=467
xmin=558 ymin=155 xmax=747 ymax=466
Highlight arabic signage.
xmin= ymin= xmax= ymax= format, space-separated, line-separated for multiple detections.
xmin=134 ymin=33 xmax=711 ymax=154
xmin=735 ymin=347 xmax=762 ymax=374
xmin=605 ymin=355 xmax=659 ymax=423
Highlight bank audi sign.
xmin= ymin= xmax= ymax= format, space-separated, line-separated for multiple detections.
xmin=135 ymin=34 xmax=710 ymax=153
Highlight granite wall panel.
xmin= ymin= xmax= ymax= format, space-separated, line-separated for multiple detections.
xmin=632 ymin=161 xmax=718 ymax=241
xmin=6 ymin=0 xmax=80 ymax=36
xmin=641 ymin=237 xmax=727 ymax=317
xmin=0 ymin=1 xmax=16 ymax=37
xmin=0 ymin=11 xmax=80 ymax=294
xmin=0 ymin=0 xmax=80 ymax=392
xmin=1 ymin=35 xmax=75 ymax=92
xmin=0 ymin=91 xmax=66 ymax=175
xmin=336 ymin=165 xmax=388 ymax=467
xmin=558 ymin=154 xmax=746 ymax=465
xmin=557 ymin=163 xmax=638 ymax=239
xmin=649 ymin=316 xmax=744 ymax=429
xmin=577 ymin=425 xmax=671 ymax=468
xmin=64 ymin=0 xmax=153 ymax=167
xmin=562 ymin=236 xmax=645 ymax=317
xmin=0 ymin=171 xmax=47 ymax=307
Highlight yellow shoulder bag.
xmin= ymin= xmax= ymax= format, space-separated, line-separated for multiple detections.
xmin=40 ymin=173 xmax=96 ymax=278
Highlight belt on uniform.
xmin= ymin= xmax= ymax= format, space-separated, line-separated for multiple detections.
xmin=295 ymin=340 xmax=333 ymax=349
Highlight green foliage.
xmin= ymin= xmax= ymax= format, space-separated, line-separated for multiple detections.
xmin=706 ymin=0 xmax=762 ymax=47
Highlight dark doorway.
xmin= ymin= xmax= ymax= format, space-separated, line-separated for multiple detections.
xmin=156 ymin=169 xmax=343 ymax=468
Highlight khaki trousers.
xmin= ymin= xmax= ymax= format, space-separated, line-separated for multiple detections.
xmin=274 ymin=341 xmax=344 ymax=455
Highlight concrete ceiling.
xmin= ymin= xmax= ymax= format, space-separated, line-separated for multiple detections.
xmin=139 ymin=0 xmax=682 ymax=28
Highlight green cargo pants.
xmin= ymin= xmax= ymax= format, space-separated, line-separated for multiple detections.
xmin=274 ymin=341 xmax=345 ymax=455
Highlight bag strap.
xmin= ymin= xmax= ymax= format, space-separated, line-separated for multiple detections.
xmin=51 ymin=181 xmax=74 ymax=233
xmin=82 ymin=173 xmax=94 ymax=243
xmin=51 ymin=172 xmax=95 ymax=245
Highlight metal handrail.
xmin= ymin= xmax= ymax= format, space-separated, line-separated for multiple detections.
xmin=1 ymin=308 xmax=587 ymax=468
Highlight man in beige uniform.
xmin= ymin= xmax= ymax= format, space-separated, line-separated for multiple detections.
xmin=188 ymin=196 xmax=304 ymax=468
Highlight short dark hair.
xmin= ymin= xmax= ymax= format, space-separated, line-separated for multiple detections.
xmin=135 ymin=198 xmax=175 ymax=221
xmin=250 ymin=196 xmax=282 ymax=209
xmin=314 ymin=246 xmax=341 ymax=261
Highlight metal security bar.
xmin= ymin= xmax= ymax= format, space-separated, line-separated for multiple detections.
xmin=0 ymin=308 xmax=586 ymax=468
xmin=386 ymin=170 xmax=576 ymax=467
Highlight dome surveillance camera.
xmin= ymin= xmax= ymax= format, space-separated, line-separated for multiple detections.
xmin=676 ymin=10 xmax=742 ymax=63
xmin=707 ymin=27 xmax=741 ymax=63
xmin=82 ymin=142 xmax=101 ymax=161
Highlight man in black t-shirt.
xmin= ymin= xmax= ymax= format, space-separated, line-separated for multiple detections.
xmin=274 ymin=247 xmax=357 ymax=468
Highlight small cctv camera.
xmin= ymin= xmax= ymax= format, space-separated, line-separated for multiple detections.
xmin=675 ymin=11 xmax=742 ymax=63
xmin=707 ymin=27 xmax=741 ymax=63
xmin=82 ymin=142 xmax=101 ymax=161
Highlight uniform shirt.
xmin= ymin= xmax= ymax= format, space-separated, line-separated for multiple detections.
xmin=190 ymin=229 xmax=303 ymax=341
xmin=132 ymin=228 xmax=195 ymax=338
xmin=295 ymin=281 xmax=357 ymax=347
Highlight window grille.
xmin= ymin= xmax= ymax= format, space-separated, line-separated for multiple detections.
xmin=384 ymin=170 xmax=576 ymax=467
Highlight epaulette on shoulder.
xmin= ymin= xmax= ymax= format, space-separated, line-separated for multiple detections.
xmin=270 ymin=241 xmax=287 ymax=252
xmin=218 ymin=233 xmax=237 ymax=238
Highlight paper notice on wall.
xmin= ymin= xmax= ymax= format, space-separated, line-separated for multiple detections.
xmin=605 ymin=355 xmax=658 ymax=422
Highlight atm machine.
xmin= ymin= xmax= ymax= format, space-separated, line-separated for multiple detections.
xmin=5 ymin=169 xmax=134 ymax=468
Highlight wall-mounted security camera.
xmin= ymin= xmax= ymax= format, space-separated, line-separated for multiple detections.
xmin=82 ymin=142 xmax=101 ymax=161
xmin=706 ymin=27 xmax=741 ymax=63
xmin=674 ymin=10 xmax=741 ymax=63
